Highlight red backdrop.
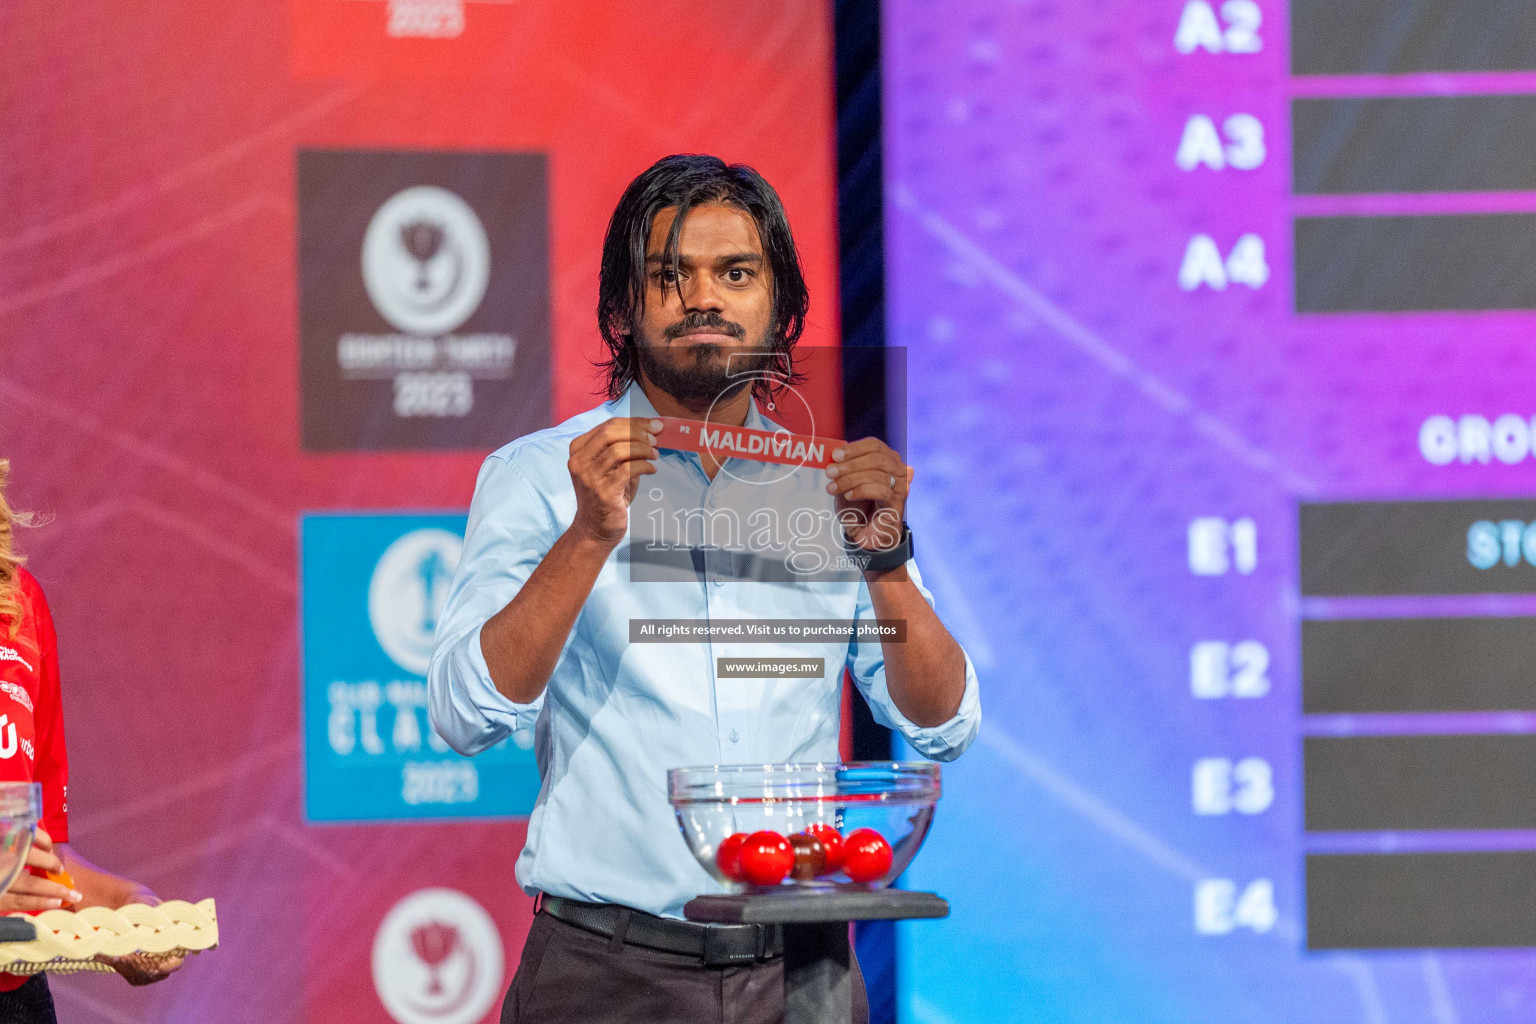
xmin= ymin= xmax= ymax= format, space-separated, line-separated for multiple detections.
xmin=0 ymin=2 xmax=839 ymax=1020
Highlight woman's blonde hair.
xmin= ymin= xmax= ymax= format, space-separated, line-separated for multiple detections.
xmin=0 ymin=459 xmax=37 ymax=648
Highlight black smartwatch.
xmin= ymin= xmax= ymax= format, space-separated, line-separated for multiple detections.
xmin=846 ymin=522 xmax=914 ymax=574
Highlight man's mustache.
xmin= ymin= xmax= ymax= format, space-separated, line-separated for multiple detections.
xmin=664 ymin=313 xmax=746 ymax=341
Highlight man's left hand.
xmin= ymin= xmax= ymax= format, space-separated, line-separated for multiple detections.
xmin=825 ymin=438 xmax=912 ymax=552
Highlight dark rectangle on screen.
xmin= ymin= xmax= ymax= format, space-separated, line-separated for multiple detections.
xmin=1306 ymin=734 xmax=1536 ymax=831
xmin=1299 ymin=500 xmax=1536 ymax=595
xmin=1303 ymin=617 xmax=1536 ymax=713
xmin=1292 ymin=0 xmax=1536 ymax=75
xmin=1294 ymin=97 xmax=1536 ymax=194
xmin=1308 ymin=852 xmax=1536 ymax=948
xmin=1295 ymin=214 xmax=1536 ymax=313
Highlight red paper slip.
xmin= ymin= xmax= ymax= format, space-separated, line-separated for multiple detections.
xmin=653 ymin=417 xmax=844 ymax=469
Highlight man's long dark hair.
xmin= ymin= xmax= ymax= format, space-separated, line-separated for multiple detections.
xmin=596 ymin=154 xmax=809 ymax=401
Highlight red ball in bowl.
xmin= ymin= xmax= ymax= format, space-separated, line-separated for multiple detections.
xmin=788 ymin=833 xmax=828 ymax=881
xmin=841 ymin=828 xmax=893 ymax=883
xmin=801 ymin=824 xmax=845 ymax=874
xmin=716 ymin=832 xmax=749 ymax=881
xmin=738 ymin=831 xmax=794 ymax=886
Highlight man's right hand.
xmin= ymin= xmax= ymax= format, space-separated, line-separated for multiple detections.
xmin=0 ymin=827 xmax=81 ymax=912
xmin=478 ymin=416 xmax=664 ymax=704
xmin=567 ymin=417 xmax=662 ymax=547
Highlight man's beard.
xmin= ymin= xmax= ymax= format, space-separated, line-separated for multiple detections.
xmin=634 ymin=314 xmax=774 ymax=408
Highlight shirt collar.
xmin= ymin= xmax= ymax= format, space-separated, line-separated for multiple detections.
xmin=608 ymin=380 xmax=653 ymax=420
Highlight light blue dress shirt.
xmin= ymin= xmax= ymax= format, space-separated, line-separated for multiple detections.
xmin=427 ymin=382 xmax=982 ymax=918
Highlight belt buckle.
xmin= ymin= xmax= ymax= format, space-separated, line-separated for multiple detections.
xmin=701 ymin=925 xmax=757 ymax=966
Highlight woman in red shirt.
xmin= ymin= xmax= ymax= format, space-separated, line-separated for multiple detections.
xmin=0 ymin=460 xmax=184 ymax=1020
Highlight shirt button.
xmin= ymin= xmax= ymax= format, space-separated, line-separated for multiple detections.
xmin=729 ymin=730 xmax=740 ymax=743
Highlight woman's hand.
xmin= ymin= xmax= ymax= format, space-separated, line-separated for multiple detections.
xmin=22 ymin=842 xmax=191 ymax=985
xmin=97 ymin=951 xmax=185 ymax=986
xmin=0 ymin=828 xmax=81 ymax=912
xmin=90 ymin=884 xmax=186 ymax=984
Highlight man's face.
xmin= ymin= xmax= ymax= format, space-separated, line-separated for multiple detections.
xmin=631 ymin=202 xmax=775 ymax=408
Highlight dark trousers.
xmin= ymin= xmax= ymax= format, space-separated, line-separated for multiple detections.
xmin=503 ymin=910 xmax=869 ymax=1024
xmin=0 ymin=977 xmax=55 ymax=1024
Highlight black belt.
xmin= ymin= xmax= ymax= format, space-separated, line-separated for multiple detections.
xmin=542 ymin=895 xmax=783 ymax=965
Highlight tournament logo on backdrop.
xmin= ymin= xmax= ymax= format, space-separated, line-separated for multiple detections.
xmin=362 ymin=187 xmax=491 ymax=338
xmin=369 ymin=527 xmax=462 ymax=676
xmin=372 ymin=888 xmax=505 ymax=1024
xmin=301 ymin=513 xmax=539 ymax=822
xmin=297 ymin=150 xmax=551 ymax=451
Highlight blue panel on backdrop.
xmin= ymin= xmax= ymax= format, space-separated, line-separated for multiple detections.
xmin=301 ymin=512 xmax=539 ymax=822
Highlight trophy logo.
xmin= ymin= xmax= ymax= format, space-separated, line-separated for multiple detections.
xmin=368 ymin=528 xmax=463 ymax=677
xmin=411 ymin=921 xmax=460 ymax=995
xmin=362 ymin=185 xmax=490 ymax=337
xmin=298 ymin=149 xmax=550 ymax=450
xmin=373 ymin=889 xmax=503 ymax=1024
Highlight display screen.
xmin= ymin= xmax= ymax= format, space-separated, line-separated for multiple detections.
xmin=886 ymin=1 xmax=1536 ymax=1020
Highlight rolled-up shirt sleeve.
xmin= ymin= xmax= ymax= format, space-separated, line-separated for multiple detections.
xmin=846 ymin=557 xmax=981 ymax=761
xmin=429 ymin=451 xmax=557 ymax=755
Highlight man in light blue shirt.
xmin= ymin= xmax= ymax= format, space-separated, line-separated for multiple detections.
xmin=429 ymin=154 xmax=980 ymax=1024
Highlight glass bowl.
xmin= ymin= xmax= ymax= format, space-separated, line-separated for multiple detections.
xmin=668 ymin=762 xmax=940 ymax=890
xmin=0 ymin=783 xmax=39 ymax=896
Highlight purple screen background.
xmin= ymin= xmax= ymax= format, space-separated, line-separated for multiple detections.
xmin=883 ymin=2 xmax=1536 ymax=1021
